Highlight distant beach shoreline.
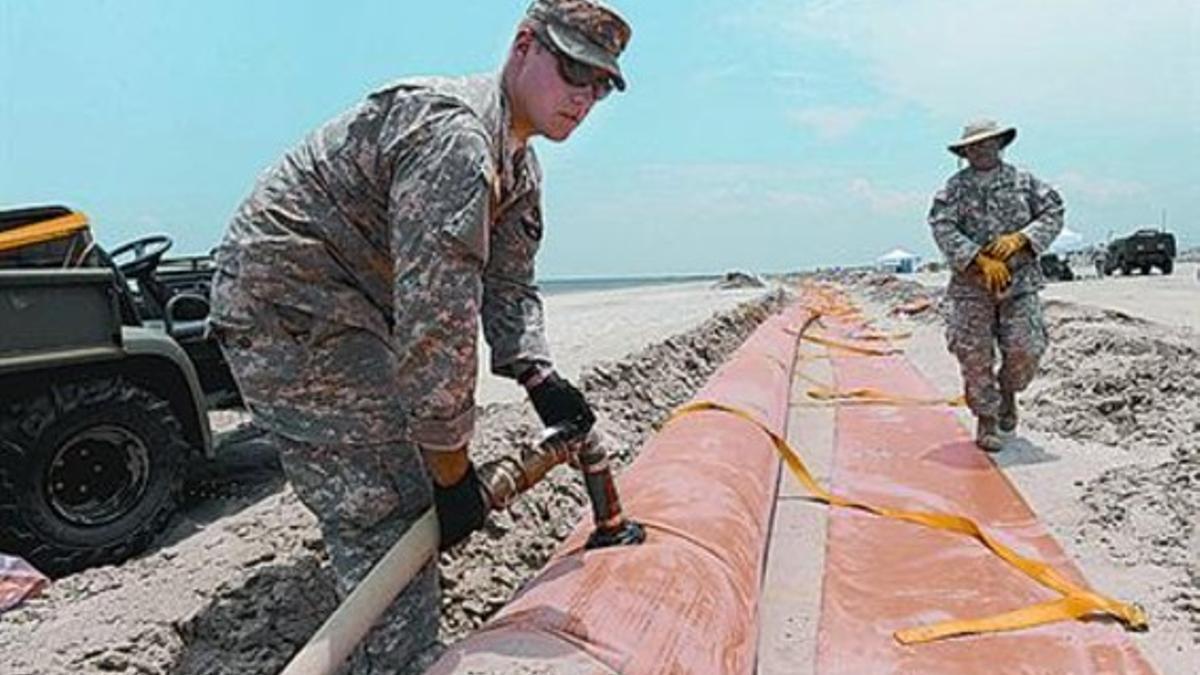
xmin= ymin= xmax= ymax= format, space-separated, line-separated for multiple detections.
xmin=538 ymin=273 xmax=722 ymax=296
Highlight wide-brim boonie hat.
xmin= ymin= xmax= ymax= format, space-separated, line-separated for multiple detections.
xmin=948 ymin=119 xmax=1017 ymax=156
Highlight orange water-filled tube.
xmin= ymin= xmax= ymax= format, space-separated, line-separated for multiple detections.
xmin=426 ymin=303 xmax=819 ymax=675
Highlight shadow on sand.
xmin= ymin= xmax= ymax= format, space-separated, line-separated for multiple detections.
xmin=992 ymin=434 xmax=1060 ymax=468
xmin=170 ymin=556 xmax=338 ymax=675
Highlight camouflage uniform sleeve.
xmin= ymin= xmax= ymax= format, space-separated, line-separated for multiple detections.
xmin=483 ymin=187 xmax=552 ymax=379
xmin=928 ymin=182 xmax=981 ymax=272
xmin=389 ymin=115 xmax=496 ymax=451
xmin=1020 ymin=174 xmax=1065 ymax=254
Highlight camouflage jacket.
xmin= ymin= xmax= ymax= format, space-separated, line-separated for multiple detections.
xmin=928 ymin=163 xmax=1064 ymax=300
xmin=213 ymin=73 xmax=550 ymax=450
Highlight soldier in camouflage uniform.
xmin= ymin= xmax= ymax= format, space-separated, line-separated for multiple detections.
xmin=928 ymin=120 xmax=1064 ymax=452
xmin=208 ymin=2 xmax=631 ymax=672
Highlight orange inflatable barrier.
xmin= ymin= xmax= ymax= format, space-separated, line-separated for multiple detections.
xmin=426 ymin=303 xmax=820 ymax=675
xmin=812 ymin=302 xmax=1153 ymax=673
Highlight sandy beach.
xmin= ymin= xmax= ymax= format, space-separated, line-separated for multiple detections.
xmin=477 ymin=281 xmax=768 ymax=404
xmin=5 ymin=2 xmax=1195 ymax=672
xmin=0 ymin=280 xmax=781 ymax=675
xmin=2 ymin=265 xmax=1196 ymax=673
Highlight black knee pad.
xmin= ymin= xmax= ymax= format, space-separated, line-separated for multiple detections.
xmin=433 ymin=463 xmax=487 ymax=551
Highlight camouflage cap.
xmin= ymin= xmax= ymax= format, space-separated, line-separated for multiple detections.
xmin=526 ymin=0 xmax=632 ymax=90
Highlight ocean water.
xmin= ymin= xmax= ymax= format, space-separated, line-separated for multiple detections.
xmin=538 ymin=274 xmax=721 ymax=296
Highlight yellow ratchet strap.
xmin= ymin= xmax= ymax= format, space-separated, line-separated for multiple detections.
xmin=849 ymin=329 xmax=912 ymax=342
xmin=801 ymin=332 xmax=903 ymax=356
xmin=803 ymin=385 xmax=966 ymax=407
xmin=665 ymin=400 xmax=1148 ymax=644
xmin=0 ymin=212 xmax=89 ymax=252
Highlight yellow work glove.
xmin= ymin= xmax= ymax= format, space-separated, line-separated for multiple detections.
xmin=974 ymin=252 xmax=1012 ymax=293
xmin=984 ymin=232 xmax=1028 ymax=261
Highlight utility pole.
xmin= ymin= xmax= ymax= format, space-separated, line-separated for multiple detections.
xmin=1160 ymin=208 xmax=1167 ymax=231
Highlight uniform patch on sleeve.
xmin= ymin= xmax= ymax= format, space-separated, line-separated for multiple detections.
xmin=521 ymin=206 xmax=543 ymax=242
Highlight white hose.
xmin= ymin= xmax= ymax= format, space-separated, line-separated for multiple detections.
xmin=280 ymin=508 xmax=439 ymax=675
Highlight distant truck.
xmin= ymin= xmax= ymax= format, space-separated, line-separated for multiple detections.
xmin=1038 ymin=253 xmax=1075 ymax=281
xmin=0 ymin=205 xmax=238 ymax=576
xmin=1095 ymin=229 xmax=1176 ymax=276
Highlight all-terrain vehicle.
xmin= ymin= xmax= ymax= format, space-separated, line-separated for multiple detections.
xmin=0 ymin=205 xmax=239 ymax=576
xmin=1095 ymin=228 xmax=1176 ymax=276
xmin=1038 ymin=253 xmax=1075 ymax=282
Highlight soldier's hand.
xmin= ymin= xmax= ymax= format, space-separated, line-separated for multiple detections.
xmin=984 ymin=232 xmax=1028 ymax=261
xmin=527 ymin=371 xmax=596 ymax=434
xmin=975 ymin=252 xmax=1012 ymax=293
xmin=424 ymin=447 xmax=487 ymax=551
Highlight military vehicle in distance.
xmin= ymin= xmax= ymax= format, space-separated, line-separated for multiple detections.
xmin=1095 ymin=228 xmax=1176 ymax=276
xmin=0 ymin=205 xmax=238 ymax=576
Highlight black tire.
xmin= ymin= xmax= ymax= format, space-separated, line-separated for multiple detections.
xmin=1161 ymin=259 xmax=1174 ymax=275
xmin=0 ymin=377 xmax=189 ymax=576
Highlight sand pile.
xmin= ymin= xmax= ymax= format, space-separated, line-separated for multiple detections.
xmin=713 ymin=270 xmax=766 ymax=289
xmin=1018 ymin=300 xmax=1200 ymax=643
xmin=802 ymin=269 xmax=944 ymax=322
xmin=1077 ymin=440 xmax=1200 ymax=640
xmin=858 ymin=273 xmax=944 ymax=322
xmin=0 ymin=292 xmax=786 ymax=675
xmin=1025 ymin=301 xmax=1200 ymax=449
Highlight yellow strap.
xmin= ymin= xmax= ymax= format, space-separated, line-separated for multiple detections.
xmin=801 ymin=333 xmax=903 ymax=356
xmin=805 ymin=386 xmax=967 ymax=408
xmin=0 ymin=212 xmax=90 ymax=252
xmin=666 ymin=400 xmax=1148 ymax=644
xmin=849 ymin=330 xmax=912 ymax=342
xmin=792 ymin=371 xmax=966 ymax=407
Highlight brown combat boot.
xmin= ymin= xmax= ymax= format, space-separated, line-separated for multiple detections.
xmin=999 ymin=391 xmax=1018 ymax=433
xmin=975 ymin=416 xmax=1004 ymax=452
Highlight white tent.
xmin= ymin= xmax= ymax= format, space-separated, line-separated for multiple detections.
xmin=1049 ymin=225 xmax=1084 ymax=253
xmin=876 ymin=247 xmax=921 ymax=274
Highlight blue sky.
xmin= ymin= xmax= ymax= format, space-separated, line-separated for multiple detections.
xmin=3 ymin=0 xmax=1197 ymax=277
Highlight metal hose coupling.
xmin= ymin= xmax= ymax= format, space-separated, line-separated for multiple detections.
xmin=476 ymin=434 xmax=574 ymax=511
xmin=475 ymin=422 xmax=645 ymax=549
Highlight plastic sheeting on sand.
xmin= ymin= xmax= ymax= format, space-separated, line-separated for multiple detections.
xmin=426 ymin=302 xmax=819 ymax=675
xmin=0 ymin=553 xmax=49 ymax=614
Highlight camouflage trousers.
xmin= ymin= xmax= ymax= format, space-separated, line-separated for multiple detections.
xmin=945 ymin=292 xmax=1048 ymax=419
xmin=210 ymin=272 xmax=441 ymax=674
xmin=272 ymin=434 xmax=442 ymax=675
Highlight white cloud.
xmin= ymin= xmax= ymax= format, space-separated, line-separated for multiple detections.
xmin=1053 ymin=171 xmax=1148 ymax=203
xmin=848 ymin=177 xmax=927 ymax=214
xmin=788 ymin=105 xmax=875 ymax=140
xmin=744 ymin=0 xmax=1200 ymax=130
xmin=690 ymin=64 xmax=743 ymax=87
xmin=1051 ymin=224 xmax=1086 ymax=252
xmin=770 ymin=69 xmax=816 ymax=84
xmin=544 ymin=162 xmax=941 ymax=272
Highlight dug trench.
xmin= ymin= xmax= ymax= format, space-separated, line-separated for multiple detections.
xmin=0 ymin=291 xmax=787 ymax=675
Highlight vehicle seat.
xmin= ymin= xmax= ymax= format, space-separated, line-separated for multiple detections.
xmin=164 ymin=293 xmax=211 ymax=341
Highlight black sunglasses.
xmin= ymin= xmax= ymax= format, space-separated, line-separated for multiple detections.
xmin=534 ymin=31 xmax=615 ymax=100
